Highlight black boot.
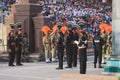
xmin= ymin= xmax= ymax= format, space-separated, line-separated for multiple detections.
xmin=94 ymin=64 xmax=96 ymax=68
xmin=99 ymin=64 xmax=103 ymax=68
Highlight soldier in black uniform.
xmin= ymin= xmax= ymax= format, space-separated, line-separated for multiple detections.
xmin=72 ymin=27 xmax=79 ymax=67
xmin=56 ymin=25 xmax=65 ymax=70
xmin=65 ymin=24 xmax=74 ymax=68
xmin=16 ymin=28 xmax=23 ymax=66
xmin=7 ymin=30 xmax=16 ymax=66
xmin=78 ymin=32 xmax=88 ymax=74
xmin=93 ymin=31 xmax=104 ymax=68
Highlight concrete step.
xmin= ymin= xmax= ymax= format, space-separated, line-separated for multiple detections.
xmin=0 ymin=48 xmax=94 ymax=62
xmin=0 ymin=52 xmax=40 ymax=62
xmin=62 ymin=74 xmax=119 ymax=80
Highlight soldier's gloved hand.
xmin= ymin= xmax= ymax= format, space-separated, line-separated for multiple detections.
xmin=84 ymin=40 xmax=87 ymax=44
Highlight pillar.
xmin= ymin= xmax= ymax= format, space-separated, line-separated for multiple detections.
xmin=104 ymin=0 xmax=120 ymax=74
xmin=33 ymin=13 xmax=44 ymax=61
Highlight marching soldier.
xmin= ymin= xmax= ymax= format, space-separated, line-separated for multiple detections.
xmin=7 ymin=30 xmax=16 ymax=66
xmin=16 ymin=28 xmax=23 ymax=66
xmin=93 ymin=31 xmax=104 ymax=68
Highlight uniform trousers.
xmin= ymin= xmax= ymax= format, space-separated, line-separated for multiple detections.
xmin=57 ymin=46 xmax=64 ymax=68
xmin=66 ymin=45 xmax=73 ymax=68
xmin=73 ymin=45 xmax=78 ymax=67
xmin=9 ymin=47 xmax=15 ymax=65
xmin=79 ymin=48 xmax=87 ymax=74
xmin=16 ymin=47 xmax=22 ymax=65
xmin=94 ymin=48 xmax=102 ymax=64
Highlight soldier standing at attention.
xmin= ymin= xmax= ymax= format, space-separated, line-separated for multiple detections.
xmin=16 ymin=28 xmax=23 ymax=66
xmin=72 ymin=27 xmax=79 ymax=67
xmin=50 ymin=25 xmax=58 ymax=62
xmin=78 ymin=32 xmax=88 ymax=74
xmin=42 ymin=26 xmax=51 ymax=63
xmin=56 ymin=25 xmax=65 ymax=70
xmin=7 ymin=30 xmax=16 ymax=66
xmin=65 ymin=24 xmax=74 ymax=68
xmin=101 ymin=31 xmax=107 ymax=64
xmin=93 ymin=31 xmax=104 ymax=68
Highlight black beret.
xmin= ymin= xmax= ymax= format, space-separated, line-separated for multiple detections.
xmin=10 ymin=24 xmax=15 ymax=29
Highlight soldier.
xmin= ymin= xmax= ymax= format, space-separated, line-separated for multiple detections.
xmin=50 ymin=25 xmax=58 ymax=62
xmin=78 ymin=32 xmax=88 ymax=74
xmin=72 ymin=27 xmax=79 ymax=67
xmin=7 ymin=30 xmax=16 ymax=66
xmin=105 ymin=33 xmax=112 ymax=60
xmin=22 ymin=33 xmax=29 ymax=62
xmin=65 ymin=24 xmax=74 ymax=68
xmin=56 ymin=25 xmax=65 ymax=70
xmin=93 ymin=31 xmax=104 ymax=68
xmin=42 ymin=26 xmax=51 ymax=63
xmin=51 ymin=32 xmax=58 ymax=62
xmin=101 ymin=31 xmax=107 ymax=64
xmin=16 ymin=28 xmax=23 ymax=66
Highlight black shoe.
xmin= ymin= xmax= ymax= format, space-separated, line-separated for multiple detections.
xmin=99 ymin=66 xmax=103 ymax=68
xmin=16 ymin=64 xmax=23 ymax=66
xmin=56 ymin=67 xmax=63 ymax=70
xmin=9 ymin=64 xmax=15 ymax=67
xmin=65 ymin=66 xmax=72 ymax=68
xmin=102 ymin=62 xmax=106 ymax=64
xmin=73 ymin=65 xmax=77 ymax=67
xmin=99 ymin=64 xmax=103 ymax=68
xmin=94 ymin=64 xmax=96 ymax=68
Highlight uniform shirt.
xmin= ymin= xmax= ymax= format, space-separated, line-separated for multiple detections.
xmin=7 ymin=36 xmax=16 ymax=49
xmin=66 ymin=30 xmax=74 ymax=45
xmin=57 ymin=32 xmax=64 ymax=47
xmin=93 ymin=35 xmax=104 ymax=49
xmin=16 ymin=35 xmax=23 ymax=48
xmin=78 ymin=36 xmax=87 ymax=49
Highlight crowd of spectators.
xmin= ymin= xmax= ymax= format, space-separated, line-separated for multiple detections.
xmin=37 ymin=0 xmax=112 ymax=48
xmin=1 ymin=0 xmax=112 ymax=38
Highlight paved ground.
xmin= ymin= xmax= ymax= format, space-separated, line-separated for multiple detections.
xmin=0 ymin=56 xmax=114 ymax=80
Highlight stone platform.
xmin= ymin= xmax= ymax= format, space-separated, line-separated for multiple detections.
xmin=0 ymin=56 xmax=119 ymax=80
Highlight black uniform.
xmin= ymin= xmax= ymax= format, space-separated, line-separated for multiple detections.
xmin=78 ymin=34 xmax=87 ymax=74
xmin=7 ymin=35 xmax=16 ymax=66
xmin=73 ymin=32 xmax=79 ymax=67
xmin=93 ymin=33 xmax=104 ymax=68
xmin=16 ymin=35 xmax=23 ymax=65
xmin=56 ymin=32 xmax=64 ymax=69
xmin=66 ymin=30 xmax=74 ymax=68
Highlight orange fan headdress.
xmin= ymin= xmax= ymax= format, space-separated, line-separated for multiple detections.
xmin=99 ymin=23 xmax=107 ymax=31
xmin=42 ymin=26 xmax=50 ymax=35
xmin=52 ymin=25 xmax=58 ymax=32
xmin=105 ymin=26 xmax=112 ymax=34
xmin=60 ymin=26 xmax=68 ymax=34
